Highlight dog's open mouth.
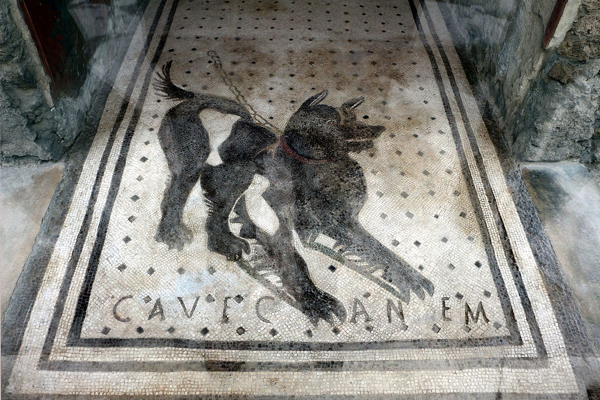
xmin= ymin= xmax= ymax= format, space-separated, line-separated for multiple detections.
xmin=345 ymin=138 xmax=376 ymax=152
xmin=345 ymin=126 xmax=385 ymax=151
xmin=346 ymin=138 xmax=375 ymax=143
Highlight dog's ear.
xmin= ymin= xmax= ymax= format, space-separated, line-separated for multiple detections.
xmin=341 ymin=97 xmax=364 ymax=110
xmin=300 ymin=90 xmax=328 ymax=109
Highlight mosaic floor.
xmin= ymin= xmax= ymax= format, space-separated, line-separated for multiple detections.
xmin=3 ymin=0 xmax=583 ymax=397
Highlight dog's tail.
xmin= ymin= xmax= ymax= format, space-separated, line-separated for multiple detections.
xmin=153 ymin=61 xmax=195 ymax=101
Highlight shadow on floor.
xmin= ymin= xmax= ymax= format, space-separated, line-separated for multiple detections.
xmin=0 ymin=162 xmax=64 ymax=315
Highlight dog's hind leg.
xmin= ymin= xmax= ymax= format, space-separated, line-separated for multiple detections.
xmin=231 ymin=196 xmax=257 ymax=239
xmin=156 ymin=167 xmax=203 ymax=249
xmin=155 ymin=106 xmax=210 ymax=250
xmin=202 ymin=162 xmax=257 ymax=261
xmin=200 ymin=120 xmax=276 ymax=258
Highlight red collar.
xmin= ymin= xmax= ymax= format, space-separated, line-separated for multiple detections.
xmin=279 ymin=136 xmax=333 ymax=165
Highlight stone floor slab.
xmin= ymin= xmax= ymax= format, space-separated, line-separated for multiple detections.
xmin=522 ymin=162 xmax=600 ymax=350
xmin=0 ymin=163 xmax=64 ymax=315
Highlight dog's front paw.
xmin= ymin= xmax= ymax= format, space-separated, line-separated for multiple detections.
xmin=207 ymin=233 xmax=251 ymax=261
xmin=382 ymin=267 xmax=435 ymax=301
xmin=299 ymin=286 xmax=347 ymax=326
xmin=155 ymin=223 xmax=193 ymax=250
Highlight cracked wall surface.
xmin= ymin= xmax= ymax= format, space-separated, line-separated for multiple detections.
xmin=0 ymin=0 xmax=145 ymax=164
xmin=439 ymin=0 xmax=600 ymax=163
xmin=0 ymin=0 xmax=57 ymax=163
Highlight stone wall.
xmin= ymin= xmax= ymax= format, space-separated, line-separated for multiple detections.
xmin=2 ymin=0 xmax=598 ymax=165
xmin=0 ymin=0 xmax=57 ymax=163
xmin=0 ymin=0 xmax=144 ymax=164
xmin=439 ymin=0 xmax=599 ymax=163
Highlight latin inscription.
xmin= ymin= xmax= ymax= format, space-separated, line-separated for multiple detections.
xmin=110 ymin=295 xmax=491 ymax=330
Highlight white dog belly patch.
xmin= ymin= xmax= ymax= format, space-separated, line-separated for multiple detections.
xmin=244 ymin=174 xmax=279 ymax=236
xmin=199 ymin=109 xmax=240 ymax=166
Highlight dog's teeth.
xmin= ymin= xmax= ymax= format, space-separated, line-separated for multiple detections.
xmin=265 ymin=276 xmax=282 ymax=286
xmin=371 ymin=269 xmax=385 ymax=278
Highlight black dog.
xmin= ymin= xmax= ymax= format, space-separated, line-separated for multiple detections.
xmin=154 ymin=61 xmax=434 ymax=324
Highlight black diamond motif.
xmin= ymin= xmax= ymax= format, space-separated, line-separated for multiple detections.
xmin=432 ymin=324 xmax=440 ymax=333
xmin=123 ymin=236 xmax=131 ymax=243
xmin=136 ymin=327 xmax=144 ymax=334
xmin=234 ymin=294 xmax=244 ymax=303
xmin=167 ymin=326 xmax=175 ymax=334
xmin=101 ymin=327 xmax=111 ymax=335
xmin=236 ymin=327 xmax=246 ymax=335
xmin=143 ymin=296 xmax=152 ymax=303
xmin=177 ymin=267 xmax=186 ymax=275
xmin=131 ymin=195 xmax=140 ymax=202
xmin=269 ymin=328 xmax=278 ymax=337
xmin=328 ymin=265 xmax=336 ymax=272
xmin=205 ymin=294 xmax=215 ymax=303
xmin=332 ymin=327 xmax=340 ymax=335
xmin=147 ymin=267 xmax=155 ymax=275
xmin=128 ymin=215 xmax=136 ymax=222
xmin=117 ymin=263 xmax=127 ymax=272
xmin=200 ymin=327 xmax=209 ymax=336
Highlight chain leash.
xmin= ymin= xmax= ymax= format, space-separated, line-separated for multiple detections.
xmin=207 ymin=51 xmax=283 ymax=138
